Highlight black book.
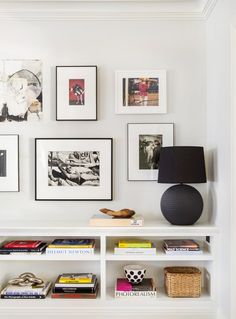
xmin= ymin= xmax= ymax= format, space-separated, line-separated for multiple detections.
xmin=0 ymin=243 xmax=47 ymax=254
xmin=53 ymin=280 xmax=98 ymax=294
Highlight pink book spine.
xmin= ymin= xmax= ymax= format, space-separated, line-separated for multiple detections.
xmin=116 ymin=279 xmax=132 ymax=291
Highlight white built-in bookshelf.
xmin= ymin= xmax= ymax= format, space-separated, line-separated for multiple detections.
xmin=0 ymin=221 xmax=219 ymax=317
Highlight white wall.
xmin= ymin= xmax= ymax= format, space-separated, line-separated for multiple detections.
xmin=0 ymin=20 xmax=207 ymax=224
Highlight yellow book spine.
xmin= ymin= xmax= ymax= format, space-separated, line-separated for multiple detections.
xmin=59 ymin=278 xmax=92 ymax=283
xmin=48 ymin=245 xmax=94 ymax=248
xmin=118 ymin=243 xmax=152 ymax=248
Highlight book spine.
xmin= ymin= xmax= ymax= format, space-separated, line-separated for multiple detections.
xmin=51 ymin=292 xmax=97 ymax=299
xmin=118 ymin=244 xmax=152 ymax=248
xmin=45 ymin=249 xmax=94 ymax=255
xmin=164 ymin=247 xmax=200 ymax=251
xmin=115 ymin=291 xmax=156 ymax=298
xmin=53 ymin=287 xmax=96 ymax=293
xmin=1 ymin=294 xmax=46 ymax=299
xmin=114 ymin=248 xmax=156 ymax=255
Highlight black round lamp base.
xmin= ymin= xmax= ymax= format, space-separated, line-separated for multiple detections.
xmin=160 ymin=184 xmax=203 ymax=225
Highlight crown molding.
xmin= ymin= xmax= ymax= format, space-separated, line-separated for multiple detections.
xmin=0 ymin=0 xmax=218 ymax=21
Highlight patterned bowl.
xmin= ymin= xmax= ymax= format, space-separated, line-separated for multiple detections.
xmin=123 ymin=264 xmax=146 ymax=284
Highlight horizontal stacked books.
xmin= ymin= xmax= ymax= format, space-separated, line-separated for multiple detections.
xmin=51 ymin=273 xmax=98 ymax=299
xmin=115 ymin=278 xmax=156 ymax=298
xmin=0 ymin=240 xmax=47 ymax=255
xmin=162 ymin=239 xmax=202 ymax=255
xmin=0 ymin=282 xmax=52 ymax=299
xmin=45 ymin=239 xmax=95 ymax=255
xmin=114 ymin=239 xmax=156 ymax=255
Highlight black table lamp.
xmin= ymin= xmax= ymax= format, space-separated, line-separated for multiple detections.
xmin=158 ymin=146 xmax=206 ymax=225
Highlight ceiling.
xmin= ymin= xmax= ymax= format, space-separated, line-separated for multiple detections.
xmin=0 ymin=0 xmax=217 ymax=20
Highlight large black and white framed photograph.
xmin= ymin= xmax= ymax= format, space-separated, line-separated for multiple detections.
xmin=56 ymin=66 xmax=97 ymax=121
xmin=35 ymin=138 xmax=112 ymax=200
xmin=0 ymin=135 xmax=19 ymax=191
xmin=115 ymin=70 xmax=167 ymax=114
xmin=127 ymin=123 xmax=173 ymax=181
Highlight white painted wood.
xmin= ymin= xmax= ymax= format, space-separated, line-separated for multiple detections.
xmin=0 ymin=0 xmax=217 ymax=20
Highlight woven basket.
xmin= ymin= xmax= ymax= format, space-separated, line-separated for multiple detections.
xmin=164 ymin=266 xmax=201 ymax=298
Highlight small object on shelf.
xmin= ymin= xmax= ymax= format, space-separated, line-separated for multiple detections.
xmin=158 ymin=146 xmax=207 ymax=225
xmin=163 ymin=239 xmax=199 ymax=250
xmin=164 ymin=266 xmax=201 ymax=298
xmin=99 ymin=208 xmax=135 ymax=218
xmin=124 ymin=265 xmax=146 ymax=284
xmin=0 ymin=273 xmax=51 ymax=299
xmin=115 ymin=278 xmax=156 ymax=298
xmin=89 ymin=214 xmax=144 ymax=227
xmin=118 ymin=239 xmax=152 ymax=248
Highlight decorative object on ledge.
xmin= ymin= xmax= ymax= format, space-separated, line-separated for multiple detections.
xmin=127 ymin=123 xmax=174 ymax=181
xmin=0 ymin=134 xmax=19 ymax=192
xmin=8 ymin=272 xmax=44 ymax=286
xmin=124 ymin=264 xmax=147 ymax=284
xmin=56 ymin=65 xmax=97 ymax=121
xmin=35 ymin=138 xmax=113 ymax=201
xmin=158 ymin=146 xmax=206 ymax=225
xmin=99 ymin=208 xmax=135 ymax=218
xmin=115 ymin=70 xmax=167 ymax=114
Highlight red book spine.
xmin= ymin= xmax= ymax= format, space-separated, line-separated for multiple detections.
xmin=3 ymin=241 xmax=42 ymax=248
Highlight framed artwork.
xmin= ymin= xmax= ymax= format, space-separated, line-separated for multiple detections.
xmin=35 ymin=138 xmax=112 ymax=201
xmin=0 ymin=60 xmax=42 ymax=122
xmin=115 ymin=70 xmax=167 ymax=114
xmin=56 ymin=65 xmax=97 ymax=121
xmin=127 ymin=123 xmax=173 ymax=181
xmin=0 ymin=135 xmax=19 ymax=191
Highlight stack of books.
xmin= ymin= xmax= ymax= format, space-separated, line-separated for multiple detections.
xmin=0 ymin=240 xmax=47 ymax=255
xmin=162 ymin=239 xmax=202 ymax=255
xmin=51 ymin=273 xmax=98 ymax=299
xmin=114 ymin=239 xmax=156 ymax=255
xmin=115 ymin=278 xmax=156 ymax=298
xmin=45 ymin=239 xmax=95 ymax=255
xmin=0 ymin=282 xmax=52 ymax=299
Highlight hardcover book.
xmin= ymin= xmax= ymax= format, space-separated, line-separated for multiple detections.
xmin=3 ymin=240 xmax=42 ymax=249
xmin=51 ymin=289 xmax=98 ymax=299
xmin=0 ymin=242 xmax=47 ymax=254
xmin=59 ymin=273 xmax=93 ymax=284
xmin=48 ymin=239 xmax=95 ymax=248
xmin=115 ymin=278 xmax=156 ymax=298
xmin=114 ymin=245 xmax=156 ymax=255
xmin=163 ymin=239 xmax=199 ymax=249
xmin=118 ymin=239 xmax=152 ymax=248
xmin=45 ymin=248 xmax=94 ymax=255
xmin=55 ymin=274 xmax=97 ymax=287
xmin=89 ymin=215 xmax=144 ymax=227
xmin=1 ymin=281 xmax=52 ymax=297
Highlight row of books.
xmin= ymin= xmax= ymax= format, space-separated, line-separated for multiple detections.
xmin=0 ymin=239 xmax=96 ymax=255
xmin=114 ymin=239 xmax=202 ymax=255
xmin=0 ymin=239 xmax=203 ymax=256
xmin=0 ymin=273 xmax=98 ymax=299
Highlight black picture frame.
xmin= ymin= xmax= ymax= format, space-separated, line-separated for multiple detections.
xmin=35 ymin=138 xmax=113 ymax=201
xmin=56 ymin=65 xmax=97 ymax=121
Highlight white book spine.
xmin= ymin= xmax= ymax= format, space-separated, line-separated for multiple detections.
xmin=45 ymin=248 xmax=94 ymax=255
xmin=114 ymin=247 xmax=156 ymax=255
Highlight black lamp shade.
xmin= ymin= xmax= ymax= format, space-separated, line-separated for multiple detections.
xmin=158 ymin=146 xmax=206 ymax=184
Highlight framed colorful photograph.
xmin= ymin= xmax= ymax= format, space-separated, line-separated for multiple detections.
xmin=56 ymin=65 xmax=97 ymax=121
xmin=35 ymin=138 xmax=112 ymax=201
xmin=0 ymin=60 xmax=42 ymax=122
xmin=0 ymin=135 xmax=19 ymax=191
xmin=127 ymin=123 xmax=173 ymax=181
xmin=115 ymin=70 xmax=167 ymax=114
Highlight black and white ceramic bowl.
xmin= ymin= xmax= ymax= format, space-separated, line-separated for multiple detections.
xmin=124 ymin=264 xmax=146 ymax=284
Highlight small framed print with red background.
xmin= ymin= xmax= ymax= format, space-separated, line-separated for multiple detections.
xmin=56 ymin=65 xmax=97 ymax=121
